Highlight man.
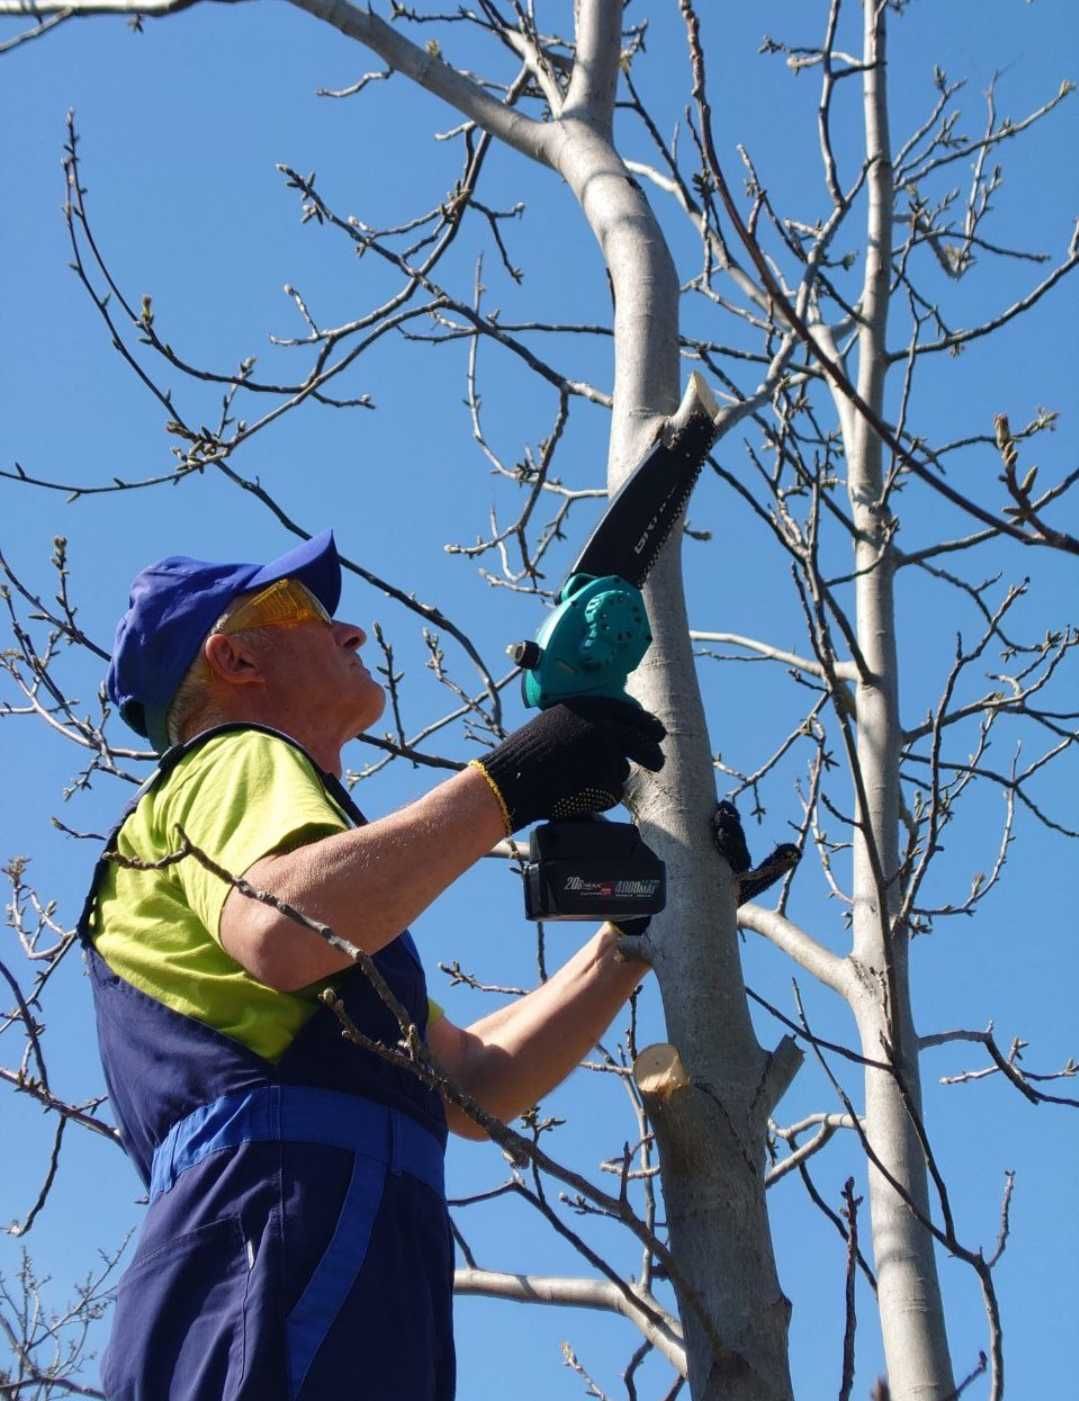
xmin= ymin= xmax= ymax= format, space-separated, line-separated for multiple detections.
xmin=80 ymin=529 xmax=667 ymax=1401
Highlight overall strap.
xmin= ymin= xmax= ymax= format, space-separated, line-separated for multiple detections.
xmin=317 ymin=770 xmax=366 ymax=827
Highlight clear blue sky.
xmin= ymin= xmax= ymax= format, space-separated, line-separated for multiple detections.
xmin=2 ymin=2 xmax=1078 ymax=1397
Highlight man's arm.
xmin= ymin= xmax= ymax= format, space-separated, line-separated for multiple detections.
xmin=219 ymin=765 xmax=506 ymax=991
xmin=218 ymin=698 xmax=666 ymax=992
xmin=426 ymin=924 xmax=646 ymax=1140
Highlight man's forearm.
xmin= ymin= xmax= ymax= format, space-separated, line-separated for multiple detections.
xmin=220 ymin=766 xmax=506 ymax=989
xmin=445 ymin=925 xmax=647 ymax=1128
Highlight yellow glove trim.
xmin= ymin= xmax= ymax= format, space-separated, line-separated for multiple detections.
xmin=467 ymin=759 xmax=513 ymax=837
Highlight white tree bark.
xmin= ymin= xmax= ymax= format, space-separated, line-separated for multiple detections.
xmin=548 ymin=9 xmax=799 ymax=1396
xmin=838 ymin=8 xmax=955 ymax=1397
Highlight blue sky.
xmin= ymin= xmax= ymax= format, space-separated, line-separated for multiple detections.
xmin=2 ymin=2 xmax=1078 ymax=1398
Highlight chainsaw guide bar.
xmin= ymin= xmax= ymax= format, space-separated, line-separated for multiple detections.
xmin=569 ymin=372 xmax=720 ymax=588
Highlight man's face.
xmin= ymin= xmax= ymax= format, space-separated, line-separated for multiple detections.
xmin=265 ymin=614 xmax=386 ymax=740
xmin=206 ymin=578 xmax=386 ymax=749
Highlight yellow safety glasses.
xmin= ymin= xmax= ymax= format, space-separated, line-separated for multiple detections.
xmin=216 ymin=577 xmax=332 ymax=636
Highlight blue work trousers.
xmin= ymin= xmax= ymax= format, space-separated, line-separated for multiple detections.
xmin=101 ymin=1087 xmax=455 ymax=1401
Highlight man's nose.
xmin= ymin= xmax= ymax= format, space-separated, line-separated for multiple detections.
xmin=333 ymin=619 xmax=366 ymax=650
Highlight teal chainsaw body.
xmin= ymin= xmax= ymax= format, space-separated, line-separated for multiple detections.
xmin=521 ymin=573 xmax=651 ymax=710
xmin=506 ymin=373 xmax=720 ymax=921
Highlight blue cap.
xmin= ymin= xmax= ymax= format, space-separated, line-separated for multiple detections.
xmin=107 ymin=529 xmax=341 ymax=746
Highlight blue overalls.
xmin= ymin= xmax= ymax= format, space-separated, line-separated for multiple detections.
xmin=77 ymin=726 xmax=454 ymax=1400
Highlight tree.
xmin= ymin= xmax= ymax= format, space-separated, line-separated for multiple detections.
xmin=2 ymin=3 xmax=1077 ymax=1398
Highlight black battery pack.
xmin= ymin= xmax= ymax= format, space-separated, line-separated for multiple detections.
xmin=523 ymin=818 xmax=666 ymax=922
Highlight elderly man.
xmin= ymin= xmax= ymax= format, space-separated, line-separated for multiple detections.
xmin=79 ymin=529 xmax=666 ymax=1401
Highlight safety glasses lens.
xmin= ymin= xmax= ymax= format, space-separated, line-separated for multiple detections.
xmin=221 ymin=578 xmax=331 ymax=633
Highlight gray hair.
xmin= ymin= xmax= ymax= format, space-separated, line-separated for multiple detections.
xmin=164 ymin=592 xmax=269 ymax=746
xmin=165 ymin=649 xmax=223 ymax=747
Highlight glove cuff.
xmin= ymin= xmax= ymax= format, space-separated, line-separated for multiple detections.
xmin=467 ymin=759 xmax=513 ymax=836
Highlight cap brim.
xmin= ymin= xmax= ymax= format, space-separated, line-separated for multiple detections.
xmin=247 ymin=529 xmax=342 ymax=615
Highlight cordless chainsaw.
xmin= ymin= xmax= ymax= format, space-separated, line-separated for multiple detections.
xmin=507 ymin=373 xmax=721 ymax=922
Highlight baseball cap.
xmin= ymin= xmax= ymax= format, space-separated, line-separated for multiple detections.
xmin=107 ymin=529 xmax=341 ymax=748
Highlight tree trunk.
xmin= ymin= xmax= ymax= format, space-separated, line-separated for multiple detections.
xmin=841 ymin=7 xmax=955 ymax=1396
xmin=548 ymin=12 xmax=798 ymax=1397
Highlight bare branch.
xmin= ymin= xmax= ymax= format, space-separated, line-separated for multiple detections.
xmin=690 ymin=631 xmax=857 ymax=683
xmin=737 ymin=905 xmax=851 ymax=996
xmin=0 ymin=7 xmax=72 ymax=51
xmin=921 ymin=1027 xmax=1079 ymax=1109
xmin=454 ymin=1270 xmax=685 ymax=1374
xmin=838 ymin=1177 xmax=860 ymax=1401
xmin=764 ymin=1113 xmax=856 ymax=1189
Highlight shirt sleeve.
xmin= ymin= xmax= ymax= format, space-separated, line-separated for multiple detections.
xmin=158 ymin=731 xmax=351 ymax=944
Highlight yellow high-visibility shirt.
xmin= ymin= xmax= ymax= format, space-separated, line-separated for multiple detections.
xmin=92 ymin=729 xmax=441 ymax=1061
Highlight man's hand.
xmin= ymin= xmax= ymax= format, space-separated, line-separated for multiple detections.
xmin=712 ymin=800 xmax=800 ymax=904
xmin=471 ymin=698 xmax=666 ymax=834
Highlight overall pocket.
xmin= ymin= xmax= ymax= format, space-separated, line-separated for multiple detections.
xmin=102 ymin=1214 xmax=249 ymax=1401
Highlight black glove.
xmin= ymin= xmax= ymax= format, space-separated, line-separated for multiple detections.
xmin=472 ymin=698 xmax=666 ymax=834
xmin=712 ymin=800 xmax=800 ymax=904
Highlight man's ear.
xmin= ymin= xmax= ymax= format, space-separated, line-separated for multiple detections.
xmin=203 ymin=632 xmax=267 ymax=689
